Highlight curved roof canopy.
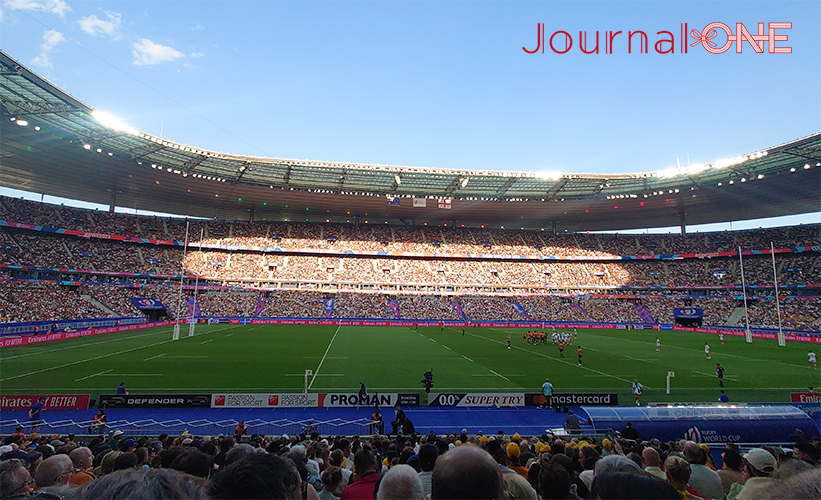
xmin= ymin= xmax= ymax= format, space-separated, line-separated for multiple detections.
xmin=1 ymin=50 xmax=819 ymax=232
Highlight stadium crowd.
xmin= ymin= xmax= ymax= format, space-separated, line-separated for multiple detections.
xmin=3 ymin=277 xmax=821 ymax=332
xmin=0 ymin=420 xmax=818 ymax=499
xmin=1 ymin=196 xmax=819 ymax=331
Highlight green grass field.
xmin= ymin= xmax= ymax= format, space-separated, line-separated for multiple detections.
xmin=1 ymin=324 xmax=819 ymax=404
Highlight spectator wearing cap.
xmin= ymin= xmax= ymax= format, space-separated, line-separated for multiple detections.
xmin=119 ymin=439 xmax=137 ymax=453
xmin=506 ymin=442 xmax=528 ymax=478
xmin=417 ymin=443 xmax=437 ymax=497
xmin=518 ymin=441 xmax=535 ymax=466
xmin=67 ymin=447 xmax=95 ymax=486
xmin=683 ymin=440 xmax=723 ymax=500
xmin=729 ymin=448 xmax=778 ymax=500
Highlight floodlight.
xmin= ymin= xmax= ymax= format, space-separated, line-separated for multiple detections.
xmin=83 ymin=144 xmax=91 ymax=150
xmin=16 ymin=120 xmax=28 ymax=126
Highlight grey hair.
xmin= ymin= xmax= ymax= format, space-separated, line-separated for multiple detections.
xmin=593 ymin=454 xmax=650 ymax=479
xmin=377 ymin=464 xmax=424 ymax=500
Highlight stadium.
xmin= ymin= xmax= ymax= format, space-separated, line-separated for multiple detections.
xmin=1 ymin=8 xmax=820 ymax=498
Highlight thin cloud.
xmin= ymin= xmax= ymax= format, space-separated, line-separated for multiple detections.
xmin=3 ymin=0 xmax=70 ymax=17
xmin=31 ymin=28 xmax=65 ymax=68
xmin=132 ymin=38 xmax=185 ymax=66
xmin=79 ymin=11 xmax=122 ymax=37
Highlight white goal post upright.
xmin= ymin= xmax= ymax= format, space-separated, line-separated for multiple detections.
xmin=771 ymin=242 xmax=786 ymax=347
xmin=188 ymin=227 xmax=204 ymax=337
xmin=304 ymin=370 xmax=312 ymax=394
xmin=173 ymin=221 xmax=190 ymax=341
xmin=739 ymin=247 xmax=753 ymax=343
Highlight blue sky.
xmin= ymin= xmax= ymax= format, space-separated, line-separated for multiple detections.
xmin=0 ymin=1 xmax=819 ymax=231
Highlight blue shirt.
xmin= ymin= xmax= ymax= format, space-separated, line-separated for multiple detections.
xmin=30 ymin=401 xmax=43 ymax=419
xmin=542 ymin=382 xmax=553 ymax=396
xmin=117 ymin=386 xmax=127 ymax=394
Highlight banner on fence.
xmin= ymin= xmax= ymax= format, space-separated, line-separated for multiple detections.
xmin=99 ymin=394 xmax=211 ymax=408
xmin=524 ymin=392 xmax=618 ymax=407
xmin=429 ymin=393 xmax=524 ymax=407
xmin=0 ymin=394 xmax=90 ymax=410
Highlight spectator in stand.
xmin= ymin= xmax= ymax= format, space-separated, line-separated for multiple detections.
xmin=729 ymin=448 xmax=778 ymax=500
xmin=34 ymin=454 xmax=73 ymax=492
xmin=67 ymin=447 xmax=95 ymax=487
xmin=537 ymin=460 xmax=574 ymax=500
xmin=717 ymin=446 xmax=745 ymax=497
xmin=340 ymin=448 xmax=379 ymax=500
xmin=319 ymin=466 xmax=343 ymax=500
xmin=621 ymin=422 xmax=639 ymax=441
xmin=0 ymin=458 xmax=36 ymax=500
xmin=67 ymin=467 xmax=203 ymax=500
xmin=683 ymin=441 xmax=723 ymax=500
xmin=417 ymin=443 xmax=437 ymax=498
xmin=430 ymin=445 xmax=503 ymax=500
xmin=208 ymin=453 xmax=303 ymax=500
xmin=641 ymin=447 xmax=666 ymax=480
xmin=376 ymin=464 xmax=424 ymax=500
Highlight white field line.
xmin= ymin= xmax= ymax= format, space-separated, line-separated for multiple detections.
xmin=692 ymin=370 xmax=739 ymax=380
xmin=103 ymin=373 xmax=163 ymax=376
xmin=3 ymin=324 xmax=241 ymax=383
xmin=165 ymin=355 xmax=208 ymax=358
xmin=462 ymin=355 xmax=474 ymax=362
xmin=144 ymin=353 xmax=167 ymax=361
xmin=2 ymin=338 xmax=176 ymax=382
xmin=490 ymin=370 xmax=510 ymax=381
xmin=623 ymin=356 xmax=656 ymax=363
xmin=200 ymin=339 xmax=214 ymax=345
xmin=466 ymin=331 xmax=635 ymax=386
xmin=74 ymin=368 xmax=113 ymax=382
xmin=285 ymin=373 xmax=344 ymax=377
xmin=582 ymin=331 xmax=809 ymax=370
xmin=309 ymin=325 xmax=341 ymax=390
xmin=2 ymin=329 xmax=171 ymax=361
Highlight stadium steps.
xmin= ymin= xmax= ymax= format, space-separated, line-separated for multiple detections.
xmin=725 ymin=307 xmax=747 ymax=327
xmin=82 ymin=294 xmax=118 ymax=317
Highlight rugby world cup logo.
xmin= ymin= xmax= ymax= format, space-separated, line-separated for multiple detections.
xmin=685 ymin=426 xmax=703 ymax=443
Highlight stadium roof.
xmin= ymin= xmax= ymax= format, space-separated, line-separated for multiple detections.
xmin=1 ymin=50 xmax=819 ymax=232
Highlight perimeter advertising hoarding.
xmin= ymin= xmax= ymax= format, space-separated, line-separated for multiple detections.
xmin=318 ymin=393 xmax=420 ymax=407
xmin=524 ymin=393 xmax=618 ymax=406
xmin=0 ymin=394 xmax=90 ymax=410
xmin=429 ymin=393 xmax=525 ymax=407
xmin=210 ymin=393 xmax=418 ymax=408
xmin=99 ymin=394 xmax=211 ymax=408
xmin=211 ymin=394 xmax=319 ymax=408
